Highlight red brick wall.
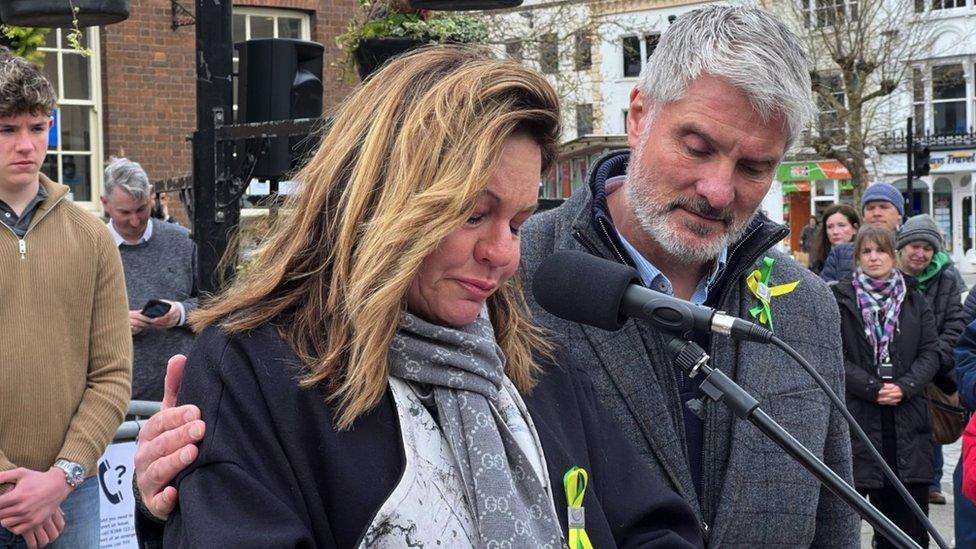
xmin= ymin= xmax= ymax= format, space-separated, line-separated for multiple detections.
xmin=100 ymin=0 xmax=359 ymax=183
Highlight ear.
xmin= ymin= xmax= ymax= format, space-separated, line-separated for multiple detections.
xmin=626 ymin=87 xmax=646 ymax=151
xmin=100 ymin=195 xmax=109 ymax=208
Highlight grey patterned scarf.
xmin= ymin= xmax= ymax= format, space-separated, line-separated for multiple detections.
xmin=388 ymin=310 xmax=563 ymax=549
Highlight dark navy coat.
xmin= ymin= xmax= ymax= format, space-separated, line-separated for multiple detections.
xmin=164 ymin=324 xmax=703 ymax=548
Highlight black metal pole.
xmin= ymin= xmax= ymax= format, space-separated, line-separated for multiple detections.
xmin=747 ymin=408 xmax=918 ymax=549
xmin=670 ymin=340 xmax=921 ymax=549
xmin=192 ymin=0 xmax=236 ymax=294
xmin=906 ymin=117 xmax=914 ymax=221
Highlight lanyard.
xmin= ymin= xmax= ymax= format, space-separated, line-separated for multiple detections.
xmin=563 ymin=466 xmax=593 ymax=549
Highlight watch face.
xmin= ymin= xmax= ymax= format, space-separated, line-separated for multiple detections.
xmin=67 ymin=464 xmax=84 ymax=480
xmin=57 ymin=460 xmax=84 ymax=485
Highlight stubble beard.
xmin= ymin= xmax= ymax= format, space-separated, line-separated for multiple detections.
xmin=624 ymin=145 xmax=755 ymax=265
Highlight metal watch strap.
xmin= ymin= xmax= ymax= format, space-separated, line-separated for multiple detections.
xmin=54 ymin=459 xmax=84 ymax=488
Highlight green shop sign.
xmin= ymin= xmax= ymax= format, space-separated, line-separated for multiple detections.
xmin=776 ymin=160 xmax=851 ymax=182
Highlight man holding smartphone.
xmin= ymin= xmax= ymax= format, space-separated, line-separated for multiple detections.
xmin=100 ymin=157 xmax=198 ymax=401
xmin=0 ymin=48 xmax=131 ymax=548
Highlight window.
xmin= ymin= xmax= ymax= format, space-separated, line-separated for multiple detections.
xmin=931 ymin=64 xmax=966 ymax=134
xmin=623 ymin=109 xmax=629 ymax=133
xmin=539 ymin=33 xmax=558 ymax=74
xmin=805 ymin=0 xmax=859 ymax=28
xmin=540 ymin=168 xmax=559 ymax=199
xmin=622 ymin=36 xmax=641 ymax=78
xmin=40 ymin=28 xmax=102 ymax=204
xmin=621 ymin=33 xmax=660 ymax=78
xmin=916 ymin=0 xmax=966 ymax=11
xmin=812 ymin=72 xmax=845 ymax=141
xmin=574 ymin=31 xmax=591 ymax=71
xmin=232 ymin=8 xmax=311 ymax=113
xmin=576 ymin=104 xmax=593 ymax=136
xmin=645 ymin=34 xmax=660 ymax=61
xmin=505 ymin=40 xmax=523 ymax=62
xmin=913 ymin=68 xmax=926 ymax=135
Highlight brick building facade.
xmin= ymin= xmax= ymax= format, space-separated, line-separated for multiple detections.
xmin=43 ymin=0 xmax=359 ymax=215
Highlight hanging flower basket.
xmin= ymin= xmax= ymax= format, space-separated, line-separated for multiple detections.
xmin=408 ymin=0 xmax=522 ymax=9
xmin=0 ymin=0 xmax=130 ymax=28
xmin=354 ymin=37 xmax=428 ymax=80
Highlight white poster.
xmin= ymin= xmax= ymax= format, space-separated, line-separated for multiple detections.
xmin=97 ymin=442 xmax=138 ymax=549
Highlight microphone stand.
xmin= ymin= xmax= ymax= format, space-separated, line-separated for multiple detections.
xmin=669 ymin=339 xmax=920 ymax=549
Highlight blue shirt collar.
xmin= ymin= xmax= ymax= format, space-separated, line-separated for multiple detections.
xmin=606 ymin=176 xmax=728 ymax=305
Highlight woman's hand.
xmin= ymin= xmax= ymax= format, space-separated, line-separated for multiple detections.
xmin=134 ymin=355 xmax=205 ymax=520
xmin=876 ymin=383 xmax=904 ymax=405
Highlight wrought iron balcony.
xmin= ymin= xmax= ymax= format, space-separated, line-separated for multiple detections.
xmin=877 ymin=128 xmax=976 ymax=153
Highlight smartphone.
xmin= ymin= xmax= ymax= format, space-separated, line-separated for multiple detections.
xmin=141 ymin=299 xmax=172 ymax=319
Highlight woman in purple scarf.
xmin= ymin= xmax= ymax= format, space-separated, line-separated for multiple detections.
xmin=831 ymin=225 xmax=940 ymax=548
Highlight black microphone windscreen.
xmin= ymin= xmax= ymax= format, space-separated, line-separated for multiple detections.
xmin=532 ymin=250 xmax=640 ymax=331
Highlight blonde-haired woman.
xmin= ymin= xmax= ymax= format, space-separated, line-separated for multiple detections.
xmin=163 ymin=47 xmax=701 ymax=548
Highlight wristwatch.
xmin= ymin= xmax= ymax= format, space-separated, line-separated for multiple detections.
xmin=53 ymin=459 xmax=85 ymax=488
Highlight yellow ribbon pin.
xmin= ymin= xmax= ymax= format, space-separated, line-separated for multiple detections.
xmin=745 ymin=256 xmax=799 ymax=332
xmin=563 ymin=466 xmax=593 ymax=549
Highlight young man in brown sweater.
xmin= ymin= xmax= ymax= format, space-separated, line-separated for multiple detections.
xmin=0 ymin=48 xmax=131 ymax=548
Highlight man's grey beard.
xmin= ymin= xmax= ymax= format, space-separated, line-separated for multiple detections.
xmin=624 ymin=151 xmax=755 ymax=264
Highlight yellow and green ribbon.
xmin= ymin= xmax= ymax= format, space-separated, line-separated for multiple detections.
xmin=563 ymin=466 xmax=593 ymax=549
xmin=745 ymin=256 xmax=800 ymax=332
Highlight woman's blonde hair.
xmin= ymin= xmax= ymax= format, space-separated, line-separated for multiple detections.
xmin=192 ymin=46 xmax=561 ymax=428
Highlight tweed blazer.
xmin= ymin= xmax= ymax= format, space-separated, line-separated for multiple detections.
xmin=518 ymin=151 xmax=859 ymax=548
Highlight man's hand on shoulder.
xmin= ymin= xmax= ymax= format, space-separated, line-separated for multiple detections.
xmin=0 ymin=468 xmax=72 ymax=535
xmin=135 ymin=354 xmax=204 ymax=521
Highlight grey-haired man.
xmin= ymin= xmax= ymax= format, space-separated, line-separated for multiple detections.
xmin=519 ymin=6 xmax=857 ymax=546
xmin=100 ymin=157 xmax=198 ymax=402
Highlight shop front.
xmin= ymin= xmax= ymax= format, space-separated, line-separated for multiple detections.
xmin=883 ymin=149 xmax=975 ymax=262
xmin=775 ymin=160 xmax=853 ymax=252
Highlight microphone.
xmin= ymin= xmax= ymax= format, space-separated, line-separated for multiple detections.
xmin=532 ymin=250 xmax=773 ymax=343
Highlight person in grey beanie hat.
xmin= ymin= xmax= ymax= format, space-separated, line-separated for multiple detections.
xmin=897 ymin=214 xmax=968 ymax=506
xmin=897 ymin=214 xmax=942 ymax=253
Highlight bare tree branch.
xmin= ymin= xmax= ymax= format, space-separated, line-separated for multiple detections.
xmin=763 ymin=0 xmax=945 ymax=202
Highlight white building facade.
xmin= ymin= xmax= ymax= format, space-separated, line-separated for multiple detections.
xmin=876 ymin=2 xmax=976 ymax=261
xmin=492 ymin=0 xmax=976 ymax=259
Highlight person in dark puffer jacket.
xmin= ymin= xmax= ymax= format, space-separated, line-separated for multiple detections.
xmin=952 ymin=323 xmax=976 ymax=548
xmin=898 ymin=215 xmax=968 ymax=390
xmin=897 ymin=214 xmax=967 ymax=506
xmin=963 ymin=285 xmax=976 ymax=325
xmin=833 ymin=226 xmax=940 ymax=549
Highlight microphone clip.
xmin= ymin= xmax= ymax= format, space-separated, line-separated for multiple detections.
xmin=670 ymin=338 xmax=710 ymax=378
xmin=668 ymin=338 xmax=759 ymax=420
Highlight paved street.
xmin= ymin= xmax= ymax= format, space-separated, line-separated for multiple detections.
xmin=859 ymin=439 xmax=961 ymax=548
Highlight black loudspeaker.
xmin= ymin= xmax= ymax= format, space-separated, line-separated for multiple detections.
xmin=408 ymin=0 xmax=522 ymax=9
xmin=0 ymin=0 xmax=129 ymax=27
xmin=236 ymin=38 xmax=324 ymax=180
